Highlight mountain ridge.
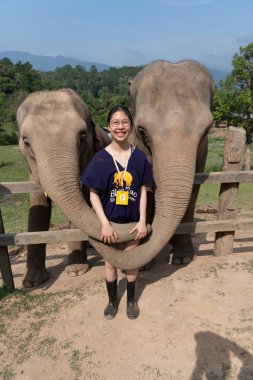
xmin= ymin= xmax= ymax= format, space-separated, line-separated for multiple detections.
xmin=0 ymin=50 xmax=110 ymax=72
xmin=0 ymin=50 xmax=229 ymax=83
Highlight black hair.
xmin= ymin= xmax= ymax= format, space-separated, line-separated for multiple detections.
xmin=107 ymin=105 xmax=133 ymax=125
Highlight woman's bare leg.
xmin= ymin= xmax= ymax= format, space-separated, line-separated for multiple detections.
xmin=124 ymin=240 xmax=139 ymax=281
xmin=105 ymin=260 xmax=117 ymax=281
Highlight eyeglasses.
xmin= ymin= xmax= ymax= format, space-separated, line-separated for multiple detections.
xmin=110 ymin=120 xmax=130 ymax=127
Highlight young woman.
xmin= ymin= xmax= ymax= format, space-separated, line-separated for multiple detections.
xmin=80 ymin=105 xmax=153 ymax=320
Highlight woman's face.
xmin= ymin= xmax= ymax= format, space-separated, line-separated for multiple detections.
xmin=108 ymin=110 xmax=132 ymax=144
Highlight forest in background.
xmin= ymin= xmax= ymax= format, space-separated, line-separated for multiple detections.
xmin=0 ymin=57 xmax=141 ymax=145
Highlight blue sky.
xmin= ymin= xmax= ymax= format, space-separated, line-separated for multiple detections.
xmin=0 ymin=0 xmax=252 ymax=71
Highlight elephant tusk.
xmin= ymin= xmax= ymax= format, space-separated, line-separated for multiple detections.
xmin=44 ymin=192 xmax=48 ymax=198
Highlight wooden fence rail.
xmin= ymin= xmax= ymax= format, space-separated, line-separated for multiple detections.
xmin=1 ymin=218 xmax=253 ymax=248
xmin=1 ymin=171 xmax=253 ymax=195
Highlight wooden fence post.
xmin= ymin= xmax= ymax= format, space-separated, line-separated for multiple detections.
xmin=244 ymin=143 xmax=251 ymax=171
xmin=0 ymin=208 xmax=15 ymax=290
xmin=214 ymin=126 xmax=246 ymax=256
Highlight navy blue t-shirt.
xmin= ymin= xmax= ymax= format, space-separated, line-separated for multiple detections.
xmin=80 ymin=147 xmax=153 ymax=223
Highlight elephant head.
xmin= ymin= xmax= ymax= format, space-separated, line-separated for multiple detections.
xmin=17 ymin=90 xmax=111 ymax=238
xmin=89 ymin=60 xmax=214 ymax=269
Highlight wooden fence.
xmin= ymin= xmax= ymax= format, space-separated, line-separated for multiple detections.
xmin=0 ymin=126 xmax=252 ymax=290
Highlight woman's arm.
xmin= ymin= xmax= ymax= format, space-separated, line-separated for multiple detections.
xmin=90 ymin=188 xmax=118 ymax=244
xmin=130 ymin=185 xmax=148 ymax=240
xmin=139 ymin=185 xmax=147 ymax=223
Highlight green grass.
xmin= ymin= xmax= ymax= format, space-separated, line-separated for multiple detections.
xmin=0 ymin=145 xmax=67 ymax=232
xmin=0 ymin=288 xmax=87 ymax=327
xmin=197 ymin=183 xmax=253 ymax=210
xmin=0 ymin=286 xmax=104 ymax=378
xmin=0 ymin=146 xmax=28 ymax=182
xmin=205 ymin=145 xmax=224 ymax=172
xmin=0 ymin=286 xmax=14 ymax=301
xmin=1 ymin=194 xmax=67 ymax=233
xmin=197 ymin=131 xmax=253 ymax=210
xmin=0 ymin=288 xmax=88 ymax=375
xmin=205 ymin=132 xmax=227 ymax=172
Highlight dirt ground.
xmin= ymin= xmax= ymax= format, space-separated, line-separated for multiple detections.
xmin=1 ymin=214 xmax=253 ymax=380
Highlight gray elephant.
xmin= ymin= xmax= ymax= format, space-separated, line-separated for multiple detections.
xmin=17 ymin=89 xmax=137 ymax=287
xmin=89 ymin=60 xmax=214 ymax=269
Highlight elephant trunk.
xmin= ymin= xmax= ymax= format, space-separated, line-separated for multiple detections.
xmin=90 ymin=144 xmax=198 ymax=270
xmin=35 ymin=146 xmax=143 ymax=243
xmin=35 ymin=146 xmax=102 ymax=237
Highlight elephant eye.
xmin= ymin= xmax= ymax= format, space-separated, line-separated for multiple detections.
xmin=138 ymin=127 xmax=150 ymax=144
xmin=79 ymin=133 xmax=86 ymax=143
xmin=137 ymin=127 xmax=152 ymax=157
xmin=23 ymin=137 xmax=35 ymax=159
xmin=23 ymin=137 xmax=30 ymax=147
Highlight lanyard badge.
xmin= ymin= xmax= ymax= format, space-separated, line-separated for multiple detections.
xmin=116 ymin=190 xmax=129 ymax=205
xmin=111 ymin=146 xmax=131 ymax=206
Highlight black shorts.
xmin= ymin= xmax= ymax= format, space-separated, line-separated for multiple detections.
xmin=110 ymin=217 xmax=138 ymax=224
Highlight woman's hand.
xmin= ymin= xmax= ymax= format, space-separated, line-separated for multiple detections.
xmin=101 ymin=221 xmax=118 ymax=244
xmin=130 ymin=220 xmax=147 ymax=241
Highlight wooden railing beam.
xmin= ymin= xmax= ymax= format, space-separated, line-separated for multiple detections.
xmin=1 ymin=219 xmax=253 ymax=247
xmin=0 ymin=229 xmax=88 ymax=246
xmin=1 ymin=171 xmax=253 ymax=195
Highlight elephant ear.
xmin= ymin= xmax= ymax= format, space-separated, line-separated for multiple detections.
xmin=93 ymin=123 xmax=111 ymax=152
xmin=83 ymin=112 xmax=101 ymax=153
xmin=17 ymin=106 xmax=26 ymax=129
xmin=16 ymin=95 xmax=32 ymax=129
xmin=93 ymin=130 xmax=102 ymax=152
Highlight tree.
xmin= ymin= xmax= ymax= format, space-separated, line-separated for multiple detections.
xmin=15 ymin=61 xmax=43 ymax=92
xmin=229 ymin=43 xmax=253 ymax=124
xmin=229 ymin=43 xmax=253 ymax=169
xmin=212 ymin=43 xmax=253 ymax=169
xmin=212 ymin=81 xmax=236 ymax=123
xmin=213 ymin=43 xmax=253 ymax=126
xmin=0 ymin=58 xmax=16 ymax=93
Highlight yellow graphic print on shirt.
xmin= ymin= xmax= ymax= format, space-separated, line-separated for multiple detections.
xmin=113 ymin=171 xmax=133 ymax=188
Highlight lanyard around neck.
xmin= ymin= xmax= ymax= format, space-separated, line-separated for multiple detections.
xmin=110 ymin=145 xmax=131 ymax=176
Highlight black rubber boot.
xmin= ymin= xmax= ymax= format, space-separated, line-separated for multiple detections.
xmin=104 ymin=279 xmax=118 ymax=320
xmin=126 ymin=280 xmax=139 ymax=319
